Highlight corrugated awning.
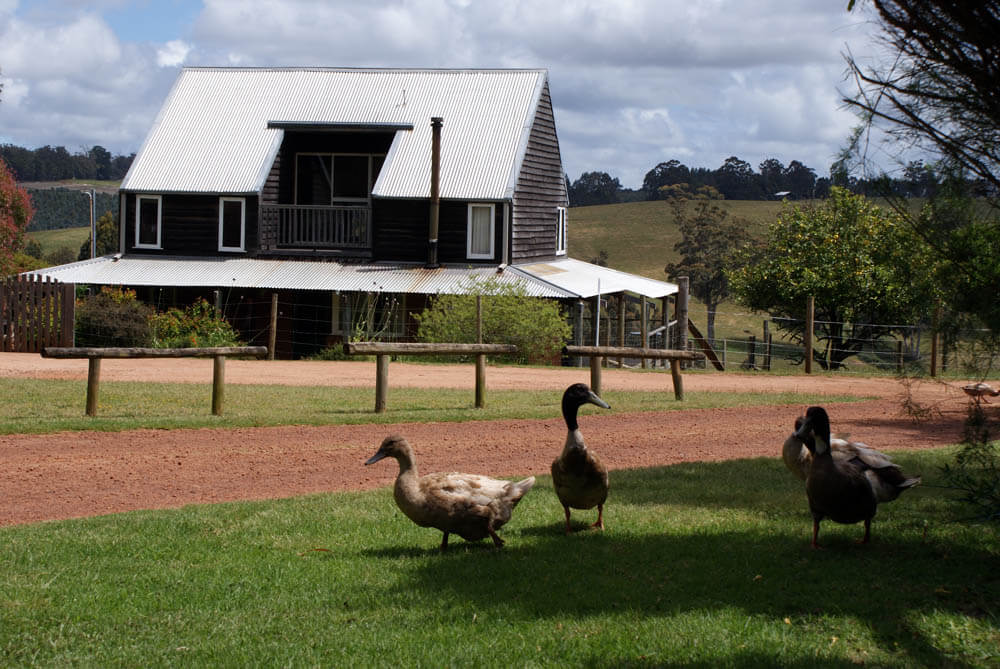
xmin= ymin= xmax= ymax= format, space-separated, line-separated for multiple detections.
xmin=24 ymin=256 xmax=573 ymax=298
xmin=25 ymin=256 xmax=676 ymax=301
xmin=508 ymin=257 xmax=677 ymax=299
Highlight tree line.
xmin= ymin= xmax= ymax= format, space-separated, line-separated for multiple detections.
xmin=567 ymin=155 xmax=991 ymax=207
xmin=25 ymin=188 xmax=117 ymax=231
xmin=0 ymin=143 xmax=134 ymax=182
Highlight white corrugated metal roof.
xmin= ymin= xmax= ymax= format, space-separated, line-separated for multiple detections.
xmin=120 ymin=67 xmax=546 ymax=200
xmin=26 ymin=256 xmax=676 ymax=301
xmin=26 ymin=256 xmax=574 ymax=298
xmin=508 ymin=258 xmax=678 ymax=299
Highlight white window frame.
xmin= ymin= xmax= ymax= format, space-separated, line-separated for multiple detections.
xmin=218 ymin=197 xmax=246 ymax=252
xmin=556 ymin=206 xmax=568 ymax=255
xmin=466 ymin=203 xmax=495 ymax=260
xmin=134 ymin=194 xmax=162 ymax=249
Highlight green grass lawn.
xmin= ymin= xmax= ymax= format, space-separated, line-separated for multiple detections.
xmin=2 ymin=448 xmax=996 ymax=667
xmin=0 ymin=376 xmax=861 ymax=434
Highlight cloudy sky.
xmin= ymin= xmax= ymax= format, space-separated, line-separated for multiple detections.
xmin=0 ymin=0 xmax=882 ymax=189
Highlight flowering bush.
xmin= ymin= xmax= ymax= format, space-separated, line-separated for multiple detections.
xmin=149 ymin=298 xmax=243 ymax=348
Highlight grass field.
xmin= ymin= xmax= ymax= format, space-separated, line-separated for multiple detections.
xmin=25 ymin=225 xmax=89 ymax=258
xmin=0 ymin=377 xmax=858 ymax=434
xmin=2 ymin=447 xmax=996 ymax=667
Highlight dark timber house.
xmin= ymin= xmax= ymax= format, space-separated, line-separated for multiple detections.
xmin=32 ymin=67 xmax=677 ymax=358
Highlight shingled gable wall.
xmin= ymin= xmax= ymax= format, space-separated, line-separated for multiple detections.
xmin=509 ymin=81 xmax=569 ymax=264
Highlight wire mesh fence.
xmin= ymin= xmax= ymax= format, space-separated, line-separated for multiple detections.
xmin=61 ymin=286 xmax=1000 ymax=378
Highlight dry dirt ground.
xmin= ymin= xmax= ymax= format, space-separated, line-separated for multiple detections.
xmin=1 ymin=353 xmax=992 ymax=527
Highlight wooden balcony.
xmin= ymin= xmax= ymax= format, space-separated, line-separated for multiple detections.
xmin=260 ymin=204 xmax=371 ymax=253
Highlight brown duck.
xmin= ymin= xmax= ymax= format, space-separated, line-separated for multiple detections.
xmin=551 ymin=383 xmax=611 ymax=533
xmin=364 ymin=434 xmax=535 ymax=550
xmin=793 ymin=406 xmax=921 ymax=548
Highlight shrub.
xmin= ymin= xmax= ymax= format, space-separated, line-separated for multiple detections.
xmin=414 ymin=276 xmax=571 ymax=364
xmin=75 ymin=286 xmax=153 ymax=347
xmin=149 ymin=298 xmax=244 ymax=348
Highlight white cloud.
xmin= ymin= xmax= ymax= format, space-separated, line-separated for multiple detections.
xmin=0 ymin=0 xmax=883 ymax=186
xmin=156 ymin=39 xmax=191 ymax=67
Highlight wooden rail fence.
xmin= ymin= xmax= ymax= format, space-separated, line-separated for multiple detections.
xmin=1 ymin=274 xmax=75 ymax=352
xmin=41 ymin=346 xmax=268 ymax=416
xmin=343 ymin=342 xmax=518 ymax=413
xmin=563 ymin=345 xmax=705 ymax=400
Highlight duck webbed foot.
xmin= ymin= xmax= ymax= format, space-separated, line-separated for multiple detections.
xmin=591 ymin=504 xmax=605 ymax=531
xmin=857 ymin=518 xmax=871 ymax=545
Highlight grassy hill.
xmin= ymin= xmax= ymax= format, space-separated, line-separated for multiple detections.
xmin=567 ymin=199 xmax=784 ymax=279
xmin=26 ymin=226 xmax=90 ymax=260
xmin=567 ymin=199 xmax=788 ymax=342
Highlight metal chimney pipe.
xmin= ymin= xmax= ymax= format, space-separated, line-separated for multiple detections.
xmin=427 ymin=116 xmax=443 ymax=268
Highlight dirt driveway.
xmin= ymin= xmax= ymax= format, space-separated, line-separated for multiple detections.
xmin=0 ymin=353 xmax=988 ymax=526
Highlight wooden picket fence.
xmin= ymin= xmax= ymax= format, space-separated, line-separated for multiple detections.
xmin=0 ymin=274 xmax=75 ymax=353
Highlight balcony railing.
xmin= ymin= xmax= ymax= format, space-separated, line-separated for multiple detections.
xmin=261 ymin=204 xmax=371 ymax=251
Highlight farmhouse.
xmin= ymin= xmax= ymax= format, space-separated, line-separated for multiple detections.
xmin=29 ymin=67 xmax=677 ymax=358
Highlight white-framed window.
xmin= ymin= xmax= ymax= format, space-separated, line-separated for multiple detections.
xmin=134 ymin=194 xmax=162 ymax=249
xmin=218 ymin=197 xmax=246 ymax=252
xmin=467 ymin=203 xmax=495 ymax=259
xmin=556 ymin=206 xmax=568 ymax=255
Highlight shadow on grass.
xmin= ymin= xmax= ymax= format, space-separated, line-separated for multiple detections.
xmin=399 ymin=461 xmax=997 ymax=667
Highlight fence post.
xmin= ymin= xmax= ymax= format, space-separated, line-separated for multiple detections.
xmin=804 ymin=296 xmax=814 ymax=374
xmin=86 ymin=357 xmax=101 ymax=416
xmin=268 ymin=293 xmax=278 ymax=360
xmin=896 ymin=340 xmax=904 ymax=375
xmin=475 ymin=295 xmax=485 ymax=409
xmin=762 ymin=320 xmax=770 ymax=371
xmin=930 ymin=304 xmax=940 ymax=377
xmin=676 ymin=277 xmax=689 ymax=368
xmin=670 ymin=359 xmax=684 ymax=400
xmin=62 ymin=282 xmax=76 ymax=347
xmin=617 ymin=294 xmax=626 ymax=368
xmin=590 ymin=354 xmax=603 ymax=396
xmin=375 ymin=353 xmax=389 ymax=413
xmin=212 ymin=355 xmax=225 ymax=415
xmin=640 ymin=297 xmax=648 ymax=369
xmin=747 ymin=335 xmax=756 ymax=369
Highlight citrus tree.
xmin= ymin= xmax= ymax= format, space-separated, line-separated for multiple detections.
xmin=728 ymin=187 xmax=939 ymax=369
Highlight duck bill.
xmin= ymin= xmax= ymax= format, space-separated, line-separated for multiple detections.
xmin=792 ymin=418 xmax=811 ymax=442
xmin=364 ymin=451 xmax=388 ymax=465
xmin=588 ymin=390 xmax=611 ymax=410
